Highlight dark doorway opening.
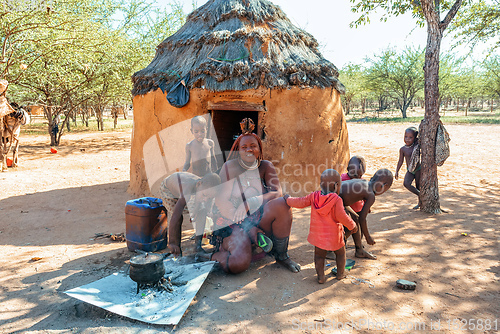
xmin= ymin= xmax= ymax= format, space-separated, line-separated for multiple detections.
xmin=209 ymin=110 xmax=259 ymax=163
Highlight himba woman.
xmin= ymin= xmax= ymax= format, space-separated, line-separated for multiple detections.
xmin=207 ymin=118 xmax=301 ymax=274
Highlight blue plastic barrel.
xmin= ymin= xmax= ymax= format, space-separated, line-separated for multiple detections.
xmin=125 ymin=197 xmax=167 ymax=252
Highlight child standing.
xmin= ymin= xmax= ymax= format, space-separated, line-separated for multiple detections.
xmin=341 ymin=155 xmax=366 ymax=212
xmin=285 ymin=169 xmax=358 ymax=283
xmin=340 ymin=169 xmax=393 ymax=259
xmin=183 ymin=116 xmax=218 ymax=176
xmin=336 ymin=156 xmax=367 ymax=258
xmin=395 ymin=127 xmax=420 ymax=209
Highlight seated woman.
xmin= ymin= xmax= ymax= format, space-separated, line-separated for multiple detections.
xmin=208 ymin=118 xmax=300 ymax=274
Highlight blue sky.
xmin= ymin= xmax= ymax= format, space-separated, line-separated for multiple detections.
xmin=159 ymin=0 xmax=480 ymax=68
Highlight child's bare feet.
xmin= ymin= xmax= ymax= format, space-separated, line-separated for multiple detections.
xmin=317 ymin=274 xmax=326 ymax=284
xmin=355 ymin=247 xmax=377 ymax=260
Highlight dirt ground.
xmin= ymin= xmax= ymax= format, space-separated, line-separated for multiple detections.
xmin=0 ymin=123 xmax=499 ymax=334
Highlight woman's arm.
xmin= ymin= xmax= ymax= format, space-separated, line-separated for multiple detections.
xmin=261 ymin=160 xmax=282 ymax=203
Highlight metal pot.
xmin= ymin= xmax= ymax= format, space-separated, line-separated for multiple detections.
xmin=129 ymin=253 xmax=165 ymax=285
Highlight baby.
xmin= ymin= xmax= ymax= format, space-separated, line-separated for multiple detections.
xmin=285 ymin=169 xmax=358 ymax=283
xmin=183 ymin=116 xmax=217 ymax=176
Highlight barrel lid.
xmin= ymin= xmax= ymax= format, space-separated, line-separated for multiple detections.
xmin=126 ymin=197 xmax=163 ymax=210
xmin=130 ymin=253 xmax=163 ymax=265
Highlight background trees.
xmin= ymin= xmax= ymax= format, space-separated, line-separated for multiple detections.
xmin=339 ymin=63 xmax=368 ymax=115
xmin=365 ymin=47 xmax=425 ymax=118
xmin=482 ymin=56 xmax=500 ymax=100
xmin=1 ymin=0 xmax=185 ymax=145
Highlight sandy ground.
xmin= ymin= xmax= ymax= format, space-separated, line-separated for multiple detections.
xmin=0 ymin=122 xmax=499 ymax=334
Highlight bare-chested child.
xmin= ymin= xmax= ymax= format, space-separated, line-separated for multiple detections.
xmin=285 ymin=169 xmax=358 ymax=283
xmin=339 ymin=168 xmax=393 ymax=260
xmin=183 ymin=116 xmax=217 ymax=176
xmin=395 ymin=126 xmax=420 ymax=209
xmin=159 ymin=172 xmax=221 ymax=257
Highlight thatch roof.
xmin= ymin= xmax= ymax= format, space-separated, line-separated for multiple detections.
xmin=132 ymin=0 xmax=345 ymax=96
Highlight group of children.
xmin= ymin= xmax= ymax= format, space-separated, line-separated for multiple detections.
xmin=159 ymin=116 xmax=421 ymax=284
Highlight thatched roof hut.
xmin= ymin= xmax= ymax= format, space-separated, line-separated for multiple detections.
xmin=129 ymin=0 xmax=350 ymax=196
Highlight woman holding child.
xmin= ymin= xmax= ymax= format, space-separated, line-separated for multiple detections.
xmin=208 ymin=118 xmax=300 ymax=274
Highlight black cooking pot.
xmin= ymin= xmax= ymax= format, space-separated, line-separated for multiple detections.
xmin=129 ymin=253 xmax=165 ymax=285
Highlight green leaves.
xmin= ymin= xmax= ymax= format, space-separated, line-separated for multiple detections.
xmin=1 ymin=0 xmax=186 ymax=107
xmin=449 ymin=0 xmax=500 ymax=54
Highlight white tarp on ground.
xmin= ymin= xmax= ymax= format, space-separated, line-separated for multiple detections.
xmin=65 ymin=259 xmax=215 ymax=325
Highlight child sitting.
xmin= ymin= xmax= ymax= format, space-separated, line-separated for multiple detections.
xmin=183 ymin=116 xmax=218 ymax=176
xmin=285 ymin=169 xmax=358 ymax=283
xmin=159 ymin=172 xmax=221 ymax=257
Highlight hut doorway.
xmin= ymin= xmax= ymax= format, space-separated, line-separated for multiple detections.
xmin=207 ymin=100 xmax=266 ymax=164
xmin=209 ymin=109 xmax=259 ymax=161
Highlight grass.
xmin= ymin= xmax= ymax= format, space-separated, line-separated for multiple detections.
xmin=346 ymin=109 xmax=500 ymax=124
xmin=23 ymin=117 xmax=133 ymax=135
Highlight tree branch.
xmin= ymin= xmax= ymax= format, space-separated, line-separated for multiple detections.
xmin=439 ymin=0 xmax=463 ymax=32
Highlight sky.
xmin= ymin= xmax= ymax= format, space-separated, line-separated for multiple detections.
xmin=157 ymin=0 xmax=463 ymax=69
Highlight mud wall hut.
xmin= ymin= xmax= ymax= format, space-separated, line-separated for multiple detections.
xmin=130 ymin=0 xmax=350 ymax=196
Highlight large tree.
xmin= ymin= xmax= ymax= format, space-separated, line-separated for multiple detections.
xmin=351 ymin=0 xmax=463 ymax=213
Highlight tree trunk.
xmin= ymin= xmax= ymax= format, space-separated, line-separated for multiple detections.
xmin=420 ymin=2 xmax=444 ymax=214
xmin=401 ymin=104 xmax=408 ymax=118
xmin=96 ymin=106 xmax=104 ymax=131
xmin=420 ymin=0 xmax=462 ymax=214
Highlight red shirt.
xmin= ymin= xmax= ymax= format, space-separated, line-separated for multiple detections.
xmin=287 ymin=192 xmax=356 ymax=251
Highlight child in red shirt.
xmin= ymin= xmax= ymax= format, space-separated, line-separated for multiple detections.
xmin=341 ymin=156 xmax=366 ymax=213
xmin=286 ymin=169 xmax=358 ymax=283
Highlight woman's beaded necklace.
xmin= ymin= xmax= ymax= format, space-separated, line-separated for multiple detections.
xmin=238 ymin=157 xmax=260 ymax=170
